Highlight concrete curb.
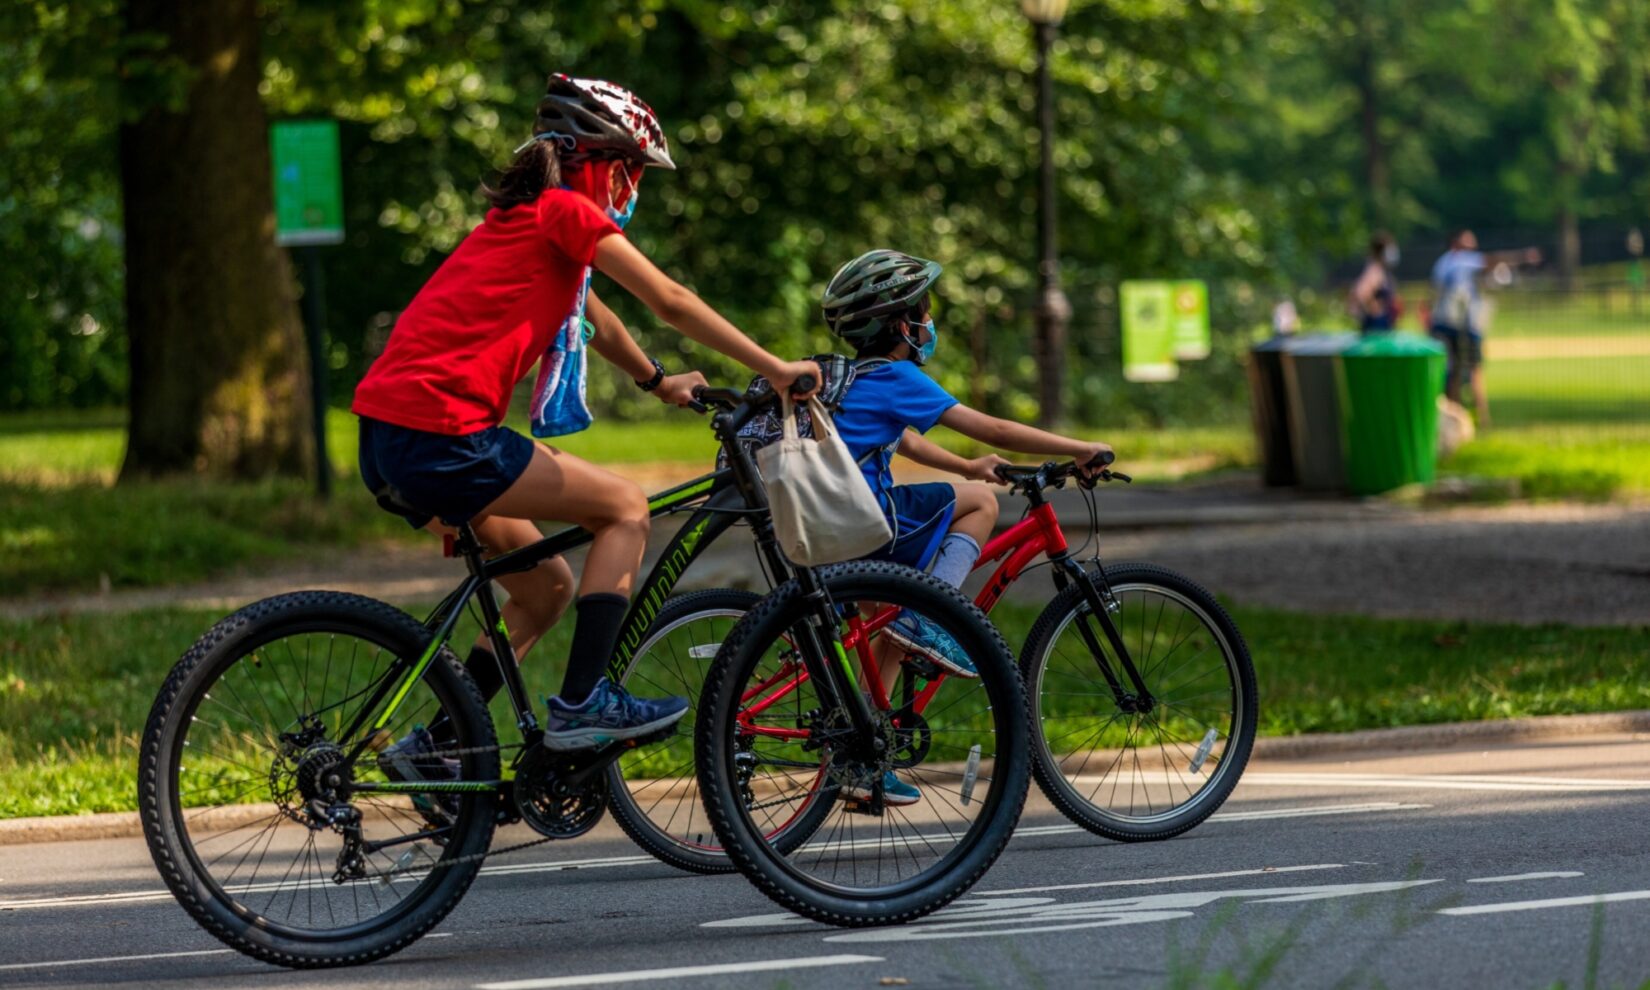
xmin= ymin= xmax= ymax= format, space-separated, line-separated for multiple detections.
xmin=5 ymin=709 xmax=1649 ymax=846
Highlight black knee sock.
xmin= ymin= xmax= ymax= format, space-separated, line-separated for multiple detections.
xmin=559 ymin=593 xmax=629 ymax=705
xmin=431 ymin=645 xmax=506 ymax=746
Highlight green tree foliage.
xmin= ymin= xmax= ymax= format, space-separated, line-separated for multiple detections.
xmin=0 ymin=3 xmax=125 ymax=410
xmin=4 ymin=0 xmax=1647 ymax=426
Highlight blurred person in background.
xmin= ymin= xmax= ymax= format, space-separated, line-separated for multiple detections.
xmin=1350 ymin=232 xmax=1401 ymax=333
xmin=1429 ymin=229 xmax=1541 ymax=427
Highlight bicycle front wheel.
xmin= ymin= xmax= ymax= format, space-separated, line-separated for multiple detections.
xmin=1021 ymin=562 xmax=1257 ymax=842
xmin=697 ymin=561 xmax=1029 ymax=927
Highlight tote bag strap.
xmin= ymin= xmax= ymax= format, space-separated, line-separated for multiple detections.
xmin=803 ymin=397 xmax=839 ymax=443
xmin=778 ymin=393 xmax=801 ymax=442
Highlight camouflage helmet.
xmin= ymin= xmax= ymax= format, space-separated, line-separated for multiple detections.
xmin=821 ymin=249 xmax=942 ymax=340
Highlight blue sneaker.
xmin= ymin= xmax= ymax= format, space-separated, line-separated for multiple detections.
xmin=884 ymin=611 xmax=979 ymax=679
xmin=845 ymin=770 xmax=922 ymax=807
xmin=376 ymin=725 xmax=460 ymax=822
xmin=544 ymin=678 xmax=688 ymax=751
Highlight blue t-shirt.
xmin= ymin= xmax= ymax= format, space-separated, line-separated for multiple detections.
xmin=834 ymin=360 xmax=959 ymax=497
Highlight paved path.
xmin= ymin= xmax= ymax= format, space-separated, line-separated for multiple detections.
xmin=5 ymin=479 xmax=1645 ymax=626
xmin=6 ymin=735 xmax=1650 ymax=988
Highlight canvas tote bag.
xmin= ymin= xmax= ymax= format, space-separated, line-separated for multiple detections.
xmin=757 ymin=395 xmax=892 ymax=566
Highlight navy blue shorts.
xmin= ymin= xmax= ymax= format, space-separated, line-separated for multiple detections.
xmin=863 ymin=482 xmax=957 ymax=571
xmin=357 ymin=417 xmax=535 ymax=529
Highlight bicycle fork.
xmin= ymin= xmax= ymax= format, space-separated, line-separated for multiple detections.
xmin=1052 ymin=554 xmax=1157 ymax=713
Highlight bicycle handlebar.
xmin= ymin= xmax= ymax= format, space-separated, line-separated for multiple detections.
xmin=992 ymin=457 xmax=1131 ymax=492
xmin=691 ymin=373 xmax=817 ymax=416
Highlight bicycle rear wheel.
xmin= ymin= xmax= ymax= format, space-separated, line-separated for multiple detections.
xmin=697 ymin=562 xmax=1028 ymax=927
xmin=606 ymin=589 xmax=835 ymax=874
xmin=1020 ymin=562 xmax=1256 ymax=842
xmin=139 ymin=592 xmax=499 ymax=967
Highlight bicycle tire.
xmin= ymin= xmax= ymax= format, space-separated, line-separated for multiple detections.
xmin=1020 ymin=562 xmax=1257 ymax=842
xmin=697 ymin=561 xmax=1029 ymax=927
xmin=139 ymin=591 xmax=499 ymax=968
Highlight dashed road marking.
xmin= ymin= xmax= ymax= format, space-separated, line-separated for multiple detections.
xmin=1440 ymin=890 xmax=1650 ymax=917
xmin=1467 ymin=872 xmax=1583 ymax=884
xmin=0 ymin=949 xmax=236 ymax=973
xmin=977 ymin=863 xmax=1346 ymax=896
xmin=474 ymin=954 xmax=885 ymax=989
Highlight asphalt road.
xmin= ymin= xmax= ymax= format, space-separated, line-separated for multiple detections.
xmin=6 ymin=736 xmax=1650 ymax=989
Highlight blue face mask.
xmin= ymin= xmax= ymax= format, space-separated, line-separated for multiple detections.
xmin=905 ymin=319 xmax=937 ymax=365
xmin=607 ymin=169 xmax=639 ymax=230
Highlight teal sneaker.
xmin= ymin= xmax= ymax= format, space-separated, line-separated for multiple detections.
xmin=845 ymin=770 xmax=922 ymax=807
xmin=544 ymin=677 xmax=688 ymax=751
xmin=884 ymin=611 xmax=979 ymax=679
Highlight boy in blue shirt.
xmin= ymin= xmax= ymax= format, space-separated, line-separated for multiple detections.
xmin=825 ymin=249 xmax=1114 ymax=804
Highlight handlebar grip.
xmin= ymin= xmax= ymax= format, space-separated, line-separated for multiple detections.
xmin=691 ymin=384 xmax=707 ymax=401
xmin=791 ymin=373 xmax=817 ymax=396
xmin=1085 ymin=449 xmax=1116 ymax=468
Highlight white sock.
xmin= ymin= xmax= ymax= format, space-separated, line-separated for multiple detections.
xmin=928 ymin=533 xmax=980 ymax=589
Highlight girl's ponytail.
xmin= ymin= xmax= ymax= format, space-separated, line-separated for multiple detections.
xmin=482 ymin=138 xmax=563 ymax=210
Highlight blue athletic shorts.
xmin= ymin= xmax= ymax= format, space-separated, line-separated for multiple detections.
xmin=862 ymin=482 xmax=957 ymax=571
xmin=357 ymin=417 xmax=535 ymax=528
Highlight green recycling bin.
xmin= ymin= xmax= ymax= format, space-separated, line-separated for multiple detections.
xmin=1338 ymin=333 xmax=1447 ymax=495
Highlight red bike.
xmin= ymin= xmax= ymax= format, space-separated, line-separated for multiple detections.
xmin=610 ymin=458 xmax=1257 ymax=873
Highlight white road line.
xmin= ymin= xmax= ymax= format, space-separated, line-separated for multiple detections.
xmin=1242 ymin=772 xmax=1650 ymax=793
xmin=0 ymin=949 xmax=234 ymax=973
xmin=1467 ymin=872 xmax=1583 ymax=884
xmin=1440 ymin=890 xmax=1650 ymax=916
xmin=474 ymin=954 xmax=884 ymax=989
xmin=1209 ymin=802 xmax=1428 ymax=820
xmin=976 ymin=863 xmax=1346 ymax=897
xmin=0 ymin=801 xmax=1426 ymax=912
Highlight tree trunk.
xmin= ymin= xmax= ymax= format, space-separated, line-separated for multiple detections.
xmin=1354 ymin=29 xmax=1388 ymax=224
xmin=118 ymin=0 xmax=311 ymax=480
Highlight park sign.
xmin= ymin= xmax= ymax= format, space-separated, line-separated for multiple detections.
xmin=1121 ymin=280 xmax=1176 ymax=381
xmin=270 ymin=120 xmax=344 ymax=247
xmin=1120 ymin=279 xmax=1210 ymax=382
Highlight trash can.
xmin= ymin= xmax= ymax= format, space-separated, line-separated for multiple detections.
xmin=1246 ymin=337 xmax=1296 ymax=486
xmin=1280 ymin=334 xmax=1356 ymax=491
xmin=1338 ymin=333 xmax=1447 ymax=495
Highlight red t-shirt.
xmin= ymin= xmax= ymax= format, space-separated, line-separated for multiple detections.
xmin=352 ymin=188 xmax=621 ymax=435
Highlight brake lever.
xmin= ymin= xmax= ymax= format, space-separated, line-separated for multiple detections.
xmin=686 ymin=399 xmax=708 ymax=415
xmin=1101 ymin=469 xmax=1133 ymax=484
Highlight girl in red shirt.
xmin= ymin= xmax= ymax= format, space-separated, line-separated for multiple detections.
xmin=353 ymin=76 xmax=817 ymax=754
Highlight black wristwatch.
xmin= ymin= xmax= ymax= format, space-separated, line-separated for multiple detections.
xmin=635 ymin=357 xmax=666 ymax=392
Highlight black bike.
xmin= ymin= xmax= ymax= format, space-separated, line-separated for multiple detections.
xmin=139 ymin=378 xmax=1029 ymax=967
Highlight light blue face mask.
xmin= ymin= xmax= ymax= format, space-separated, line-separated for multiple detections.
xmin=607 ymin=169 xmax=639 ymax=230
xmin=905 ymin=318 xmax=937 ymax=365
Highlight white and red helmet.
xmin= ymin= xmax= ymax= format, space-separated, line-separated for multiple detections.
xmin=533 ymin=75 xmax=674 ymax=171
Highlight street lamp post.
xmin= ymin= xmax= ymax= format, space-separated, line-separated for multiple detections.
xmin=1023 ymin=0 xmax=1071 ymax=427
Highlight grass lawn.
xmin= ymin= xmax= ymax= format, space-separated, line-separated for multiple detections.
xmin=2 ymin=598 xmax=1646 ymax=818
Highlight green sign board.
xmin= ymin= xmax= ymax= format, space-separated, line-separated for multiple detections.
xmin=271 ymin=120 xmax=344 ymax=246
xmin=1170 ymin=279 xmax=1210 ymax=360
xmin=1120 ymin=281 xmax=1178 ymax=382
